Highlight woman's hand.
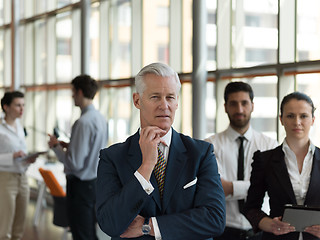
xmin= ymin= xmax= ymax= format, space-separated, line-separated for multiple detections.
xmin=258 ymin=216 xmax=295 ymax=235
xmin=13 ymin=150 xmax=26 ymax=159
xmin=304 ymin=225 xmax=320 ymax=238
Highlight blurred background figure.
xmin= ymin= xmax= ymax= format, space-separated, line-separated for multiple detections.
xmin=0 ymin=91 xmax=38 ymax=240
xmin=48 ymin=75 xmax=108 ymax=240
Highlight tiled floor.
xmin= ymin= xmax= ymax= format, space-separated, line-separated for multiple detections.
xmin=22 ymin=199 xmax=110 ymax=240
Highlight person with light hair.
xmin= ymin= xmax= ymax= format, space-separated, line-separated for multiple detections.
xmin=96 ymin=62 xmax=226 ymax=240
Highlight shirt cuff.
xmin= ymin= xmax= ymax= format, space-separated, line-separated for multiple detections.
xmin=152 ymin=217 xmax=162 ymax=240
xmin=0 ymin=153 xmax=14 ymax=166
xmin=134 ymin=171 xmax=154 ymax=195
xmin=232 ymin=180 xmax=250 ymax=199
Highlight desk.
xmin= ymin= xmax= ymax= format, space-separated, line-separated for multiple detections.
xmin=26 ymin=157 xmax=66 ymax=226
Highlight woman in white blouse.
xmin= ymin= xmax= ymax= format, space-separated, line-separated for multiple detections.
xmin=0 ymin=91 xmax=36 ymax=240
xmin=244 ymin=92 xmax=320 ymax=240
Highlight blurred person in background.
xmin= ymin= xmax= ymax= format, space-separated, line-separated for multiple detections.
xmin=0 ymin=91 xmax=37 ymax=240
xmin=48 ymin=75 xmax=108 ymax=240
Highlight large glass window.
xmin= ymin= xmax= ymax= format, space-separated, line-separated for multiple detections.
xmin=0 ymin=31 xmax=3 ymax=87
xmin=143 ymin=0 xmax=169 ymax=65
xmin=297 ymin=73 xmax=320 ymax=146
xmin=109 ymin=0 xmax=132 ymax=79
xmin=56 ymin=14 xmax=72 ymax=82
xmin=207 ymin=0 xmax=217 ymax=70
xmin=297 ymin=0 xmax=320 ymax=61
xmin=232 ymin=0 xmax=278 ymax=67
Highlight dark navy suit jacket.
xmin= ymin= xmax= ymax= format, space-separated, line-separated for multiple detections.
xmin=96 ymin=129 xmax=225 ymax=240
xmin=244 ymin=145 xmax=320 ymax=240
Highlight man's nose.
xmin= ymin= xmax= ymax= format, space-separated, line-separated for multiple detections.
xmin=236 ymin=103 xmax=243 ymax=112
xmin=159 ymin=98 xmax=169 ymax=109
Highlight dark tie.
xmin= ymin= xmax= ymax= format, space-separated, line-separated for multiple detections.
xmin=154 ymin=147 xmax=167 ymax=199
xmin=238 ymin=136 xmax=245 ymax=214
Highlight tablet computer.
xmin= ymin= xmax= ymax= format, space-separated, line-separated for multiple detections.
xmin=282 ymin=204 xmax=320 ymax=232
xmin=18 ymin=151 xmax=48 ymax=163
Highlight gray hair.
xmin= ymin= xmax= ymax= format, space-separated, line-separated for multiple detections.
xmin=135 ymin=62 xmax=181 ymax=95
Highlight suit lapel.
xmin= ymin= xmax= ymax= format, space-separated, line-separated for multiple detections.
xmin=272 ymin=146 xmax=297 ymax=204
xmin=162 ymin=130 xmax=187 ymax=212
xmin=128 ymin=131 xmax=142 ymax=171
xmin=305 ymin=147 xmax=320 ymax=204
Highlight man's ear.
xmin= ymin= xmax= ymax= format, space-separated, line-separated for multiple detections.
xmin=78 ymin=89 xmax=84 ymax=97
xmin=133 ymin=93 xmax=141 ymax=109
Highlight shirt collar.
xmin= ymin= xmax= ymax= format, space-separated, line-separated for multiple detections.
xmin=160 ymin=127 xmax=172 ymax=148
xmin=81 ymin=104 xmax=94 ymax=115
xmin=1 ymin=116 xmax=19 ymax=133
xmin=282 ymin=138 xmax=315 ymax=156
xmin=226 ymin=125 xmax=253 ymax=142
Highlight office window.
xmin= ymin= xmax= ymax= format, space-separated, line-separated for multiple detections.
xmin=100 ymin=86 xmax=134 ymax=145
xmin=109 ymin=0 xmax=132 ymax=78
xmin=24 ymin=23 xmax=35 ymax=86
xmin=143 ymin=0 xmax=169 ymax=65
xmin=297 ymin=0 xmax=320 ymax=61
xmin=56 ymin=15 xmax=72 ymax=82
xmin=3 ymin=0 xmax=10 ymax=25
xmin=297 ymin=73 xmax=320 ymax=146
xmin=0 ymin=31 xmax=3 ymax=87
xmin=207 ymin=1 xmax=217 ymax=70
xmin=246 ymin=48 xmax=277 ymax=63
xmin=35 ymin=20 xmax=46 ymax=85
xmin=90 ymin=3 xmax=100 ymax=79
xmin=158 ymin=45 xmax=169 ymax=63
xmin=182 ymin=0 xmax=192 ymax=72
xmin=0 ymin=0 xmax=3 ymax=26
xmin=4 ymin=29 xmax=11 ymax=87
xmin=206 ymin=81 xmax=216 ymax=137
xmin=157 ymin=7 xmax=169 ymax=27
xmin=232 ymin=0 xmax=278 ymax=67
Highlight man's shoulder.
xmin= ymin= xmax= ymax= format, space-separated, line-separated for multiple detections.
xmin=204 ymin=130 xmax=228 ymax=145
xmin=251 ymin=129 xmax=278 ymax=147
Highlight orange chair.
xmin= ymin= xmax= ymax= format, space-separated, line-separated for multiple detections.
xmin=38 ymin=168 xmax=68 ymax=229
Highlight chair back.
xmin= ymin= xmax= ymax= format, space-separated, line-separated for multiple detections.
xmin=38 ymin=168 xmax=66 ymax=197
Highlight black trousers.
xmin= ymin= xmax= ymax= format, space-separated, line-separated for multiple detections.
xmin=66 ymin=175 xmax=98 ymax=240
xmin=216 ymin=227 xmax=262 ymax=240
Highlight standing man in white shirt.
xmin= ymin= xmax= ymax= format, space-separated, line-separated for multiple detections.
xmin=205 ymin=81 xmax=278 ymax=240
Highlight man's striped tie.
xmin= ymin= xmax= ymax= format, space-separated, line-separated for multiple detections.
xmin=154 ymin=147 xmax=167 ymax=198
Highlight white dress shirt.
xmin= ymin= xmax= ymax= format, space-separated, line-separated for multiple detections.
xmin=0 ymin=117 xmax=28 ymax=173
xmin=205 ymin=125 xmax=278 ymax=230
xmin=135 ymin=127 xmax=172 ymax=240
xmin=282 ymin=139 xmax=315 ymax=240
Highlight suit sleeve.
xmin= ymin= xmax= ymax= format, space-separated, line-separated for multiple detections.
xmin=96 ymin=147 xmax=157 ymax=237
xmin=156 ymin=143 xmax=226 ymax=240
xmin=244 ymin=150 xmax=269 ymax=232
